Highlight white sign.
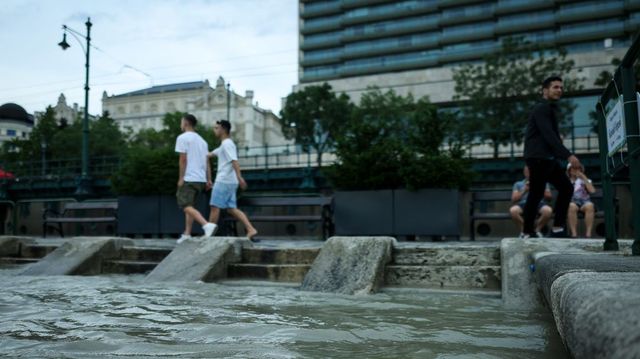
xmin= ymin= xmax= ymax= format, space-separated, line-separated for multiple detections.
xmin=606 ymin=99 xmax=625 ymax=156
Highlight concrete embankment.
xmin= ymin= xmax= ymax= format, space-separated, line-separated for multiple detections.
xmin=502 ymin=237 xmax=640 ymax=358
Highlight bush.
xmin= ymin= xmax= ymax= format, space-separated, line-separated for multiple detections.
xmin=326 ymin=88 xmax=473 ymax=191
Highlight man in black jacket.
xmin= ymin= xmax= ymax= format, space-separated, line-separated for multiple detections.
xmin=522 ymin=76 xmax=582 ymax=238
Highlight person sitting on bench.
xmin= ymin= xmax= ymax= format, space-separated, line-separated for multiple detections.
xmin=566 ymin=163 xmax=596 ymax=238
xmin=510 ymin=165 xmax=553 ymax=238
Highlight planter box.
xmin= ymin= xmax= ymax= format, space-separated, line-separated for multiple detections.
xmin=118 ymin=195 xmax=210 ymax=236
xmin=334 ymin=190 xmax=394 ymax=236
xmin=394 ymin=189 xmax=460 ymax=236
xmin=333 ymin=189 xmax=460 ymax=237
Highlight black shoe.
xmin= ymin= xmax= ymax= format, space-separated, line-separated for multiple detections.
xmin=549 ymin=228 xmax=568 ymax=238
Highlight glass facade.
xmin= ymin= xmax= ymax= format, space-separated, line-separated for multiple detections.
xmin=300 ymin=0 xmax=638 ymax=82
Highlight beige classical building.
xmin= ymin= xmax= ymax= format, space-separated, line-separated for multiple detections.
xmin=102 ymin=77 xmax=288 ymax=149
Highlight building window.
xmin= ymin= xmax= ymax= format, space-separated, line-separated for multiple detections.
xmin=6 ymin=129 xmax=16 ymax=137
xmin=117 ymin=106 xmax=125 ymax=114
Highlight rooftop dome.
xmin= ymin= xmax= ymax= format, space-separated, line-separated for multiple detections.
xmin=0 ymin=103 xmax=33 ymax=125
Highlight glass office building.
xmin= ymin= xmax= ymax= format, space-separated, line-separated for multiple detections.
xmin=298 ymin=0 xmax=640 ymax=137
xmin=299 ymin=0 xmax=639 ymax=83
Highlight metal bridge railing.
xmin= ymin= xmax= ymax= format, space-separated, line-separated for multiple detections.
xmin=597 ymin=31 xmax=640 ymax=255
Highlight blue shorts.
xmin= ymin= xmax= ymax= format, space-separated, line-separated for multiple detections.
xmin=210 ymin=182 xmax=238 ymax=209
xmin=572 ymin=198 xmax=593 ymax=208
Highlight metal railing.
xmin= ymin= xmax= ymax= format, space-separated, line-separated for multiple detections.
xmin=596 ymin=31 xmax=640 ymax=255
xmin=0 ymin=125 xmax=601 ymax=178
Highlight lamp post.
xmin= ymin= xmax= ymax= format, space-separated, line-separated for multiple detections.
xmin=58 ymin=17 xmax=92 ymax=197
xmin=226 ymin=82 xmax=231 ymax=122
xmin=40 ymin=139 xmax=47 ymax=176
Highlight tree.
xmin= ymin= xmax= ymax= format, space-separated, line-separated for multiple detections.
xmin=111 ymin=112 xmax=219 ymax=195
xmin=279 ymin=83 xmax=352 ymax=167
xmin=326 ymin=88 xmax=473 ymax=191
xmin=452 ymin=37 xmax=582 ymax=158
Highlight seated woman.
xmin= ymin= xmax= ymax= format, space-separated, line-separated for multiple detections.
xmin=567 ymin=163 xmax=596 ymax=238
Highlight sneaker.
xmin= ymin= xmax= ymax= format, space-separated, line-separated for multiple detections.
xmin=550 ymin=228 xmax=567 ymax=238
xmin=177 ymin=234 xmax=191 ymax=244
xmin=518 ymin=232 xmax=531 ymax=239
xmin=535 ymin=231 xmax=544 ymax=238
xmin=202 ymin=223 xmax=218 ymax=238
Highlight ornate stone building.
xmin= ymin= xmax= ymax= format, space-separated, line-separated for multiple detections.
xmin=102 ymin=77 xmax=289 ymax=149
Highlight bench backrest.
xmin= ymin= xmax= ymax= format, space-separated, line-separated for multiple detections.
xmin=238 ymin=196 xmax=333 ymax=207
xmin=64 ymin=202 xmax=118 ymax=211
xmin=471 ymin=191 xmax=512 ymax=202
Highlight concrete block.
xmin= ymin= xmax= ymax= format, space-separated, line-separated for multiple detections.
xmin=146 ymin=237 xmax=249 ymax=282
xmin=535 ymin=253 xmax=640 ymax=306
xmin=501 ymin=237 xmax=634 ymax=310
xmin=550 ymin=272 xmax=640 ymax=359
xmin=301 ymin=236 xmax=395 ymax=295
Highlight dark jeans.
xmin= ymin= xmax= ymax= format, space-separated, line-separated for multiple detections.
xmin=523 ymin=158 xmax=573 ymax=234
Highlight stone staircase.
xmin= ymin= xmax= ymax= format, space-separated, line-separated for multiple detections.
xmin=226 ymin=247 xmax=320 ymax=282
xmin=0 ymin=240 xmax=60 ymax=267
xmin=385 ymin=243 xmax=501 ymax=291
xmin=101 ymin=244 xmax=173 ymax=274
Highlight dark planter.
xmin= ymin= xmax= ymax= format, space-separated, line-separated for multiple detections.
xmin=334 ymin=190 xmax=394 ymax=235
xmin=394 ymin=189 xmax=460 ymax=236
xmin=333 ymin=189 xmax=460 ymax=237
xmin=117 ymin=196 xmax=161 ymax=235
xmin=118 ymin=195 xmax=210 ymax=237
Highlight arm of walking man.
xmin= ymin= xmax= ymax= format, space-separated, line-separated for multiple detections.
xmin=178 ymin=153 xmax=187 ymax=187
xmin=232 ymin=160 xmax=247 ymax=190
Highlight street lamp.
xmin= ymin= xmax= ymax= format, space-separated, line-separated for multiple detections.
xmin=40 ymin=139 xmax=47 ymax=176
xmin=58 ymin=17 xmax=92 ymax=197
xmin=226 ymin=82 xmax=231 ymax=122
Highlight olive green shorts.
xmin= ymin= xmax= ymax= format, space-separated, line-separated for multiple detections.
xmin=176 ymin=182 xmax=206 ymax=209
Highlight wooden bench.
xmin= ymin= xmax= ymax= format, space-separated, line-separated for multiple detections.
xmin=469 ymin=188 xmax=614 ymax=240
xmin=222 ymin=196 xmax=334 ymax=239
xmin=43 ymin=202 xmax=118 ymax=238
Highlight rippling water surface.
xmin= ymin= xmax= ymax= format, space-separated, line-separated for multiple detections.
xmin=0 ymin=270 xmax=567 ymax=358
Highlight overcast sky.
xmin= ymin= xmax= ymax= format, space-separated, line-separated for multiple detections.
xmin=0 ymin=0 xmax=298 ymax=117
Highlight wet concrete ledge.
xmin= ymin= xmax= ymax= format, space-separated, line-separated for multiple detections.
xmin=502 ymin=237 xmax=640 ymax=358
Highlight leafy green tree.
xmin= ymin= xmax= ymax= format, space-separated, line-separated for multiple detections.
xmin=452 ymin=37 xmax=582 ymax=158
xmin=111 ymin=112 xmax=219 ymax=195
xmin=327 ymin=88 xmax=472 ymax=191
xmin=279 ymin=83 xmax=352 ymax=167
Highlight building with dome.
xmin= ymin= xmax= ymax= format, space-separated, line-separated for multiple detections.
xmin=0 ymin=103 xmax=34 ymax=148
xmin=102 ymin=76 xmax=289 ymax=149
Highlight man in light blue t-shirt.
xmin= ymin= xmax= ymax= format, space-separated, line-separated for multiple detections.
xmin=207 ymin=120 xmax=258 ymax=242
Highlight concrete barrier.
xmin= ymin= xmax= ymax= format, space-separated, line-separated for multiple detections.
xmin=146 ymin=237 xmax=249 ymax=282
xmin=549 ymin=271 xmax=640 ymax=359
xmin=301 ymin=236 xmax=395 ymax=295
xmin=500 ymin=237 xmax=633 ymax=310
xmin=20 ymin=237 xmax=127 ymax=276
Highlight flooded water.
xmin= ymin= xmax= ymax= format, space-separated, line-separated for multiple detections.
xmin=0 ymin=270 xmax=567 ymax=358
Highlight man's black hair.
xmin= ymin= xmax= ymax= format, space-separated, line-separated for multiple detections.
xmin=217 ymin=119 xmax=231 ymax=134
xmin=183 ymin=114 xmax=197 ymax=127
xmin=542 ymin=76 xmax=563 ymax=89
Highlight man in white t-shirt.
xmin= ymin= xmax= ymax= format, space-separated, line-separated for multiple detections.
xmin=207 ymin=120 xmax=258 ymax=241
xmin=175 ymin=114 xmax=217 ymax=243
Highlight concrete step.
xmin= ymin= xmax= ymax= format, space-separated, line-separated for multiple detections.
xmin=119 ymin=246 xmax=172 ymax=262
xmin=0 ymin=257 xmax=41 ymax=265
xmin=19 ymin=244 xmax=59 ymax=259
xmin=241 ymin=247 xmax=319 ymax=265
xmin=228 ymin=263 xmax=311 ymax=283
xmin=391 ymin=244 xmax=500 ymax=266
xmin=385 ymin=265 xmax=501 ymax=290
xmin=102 ymin=260 xmax=158 ymax=274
